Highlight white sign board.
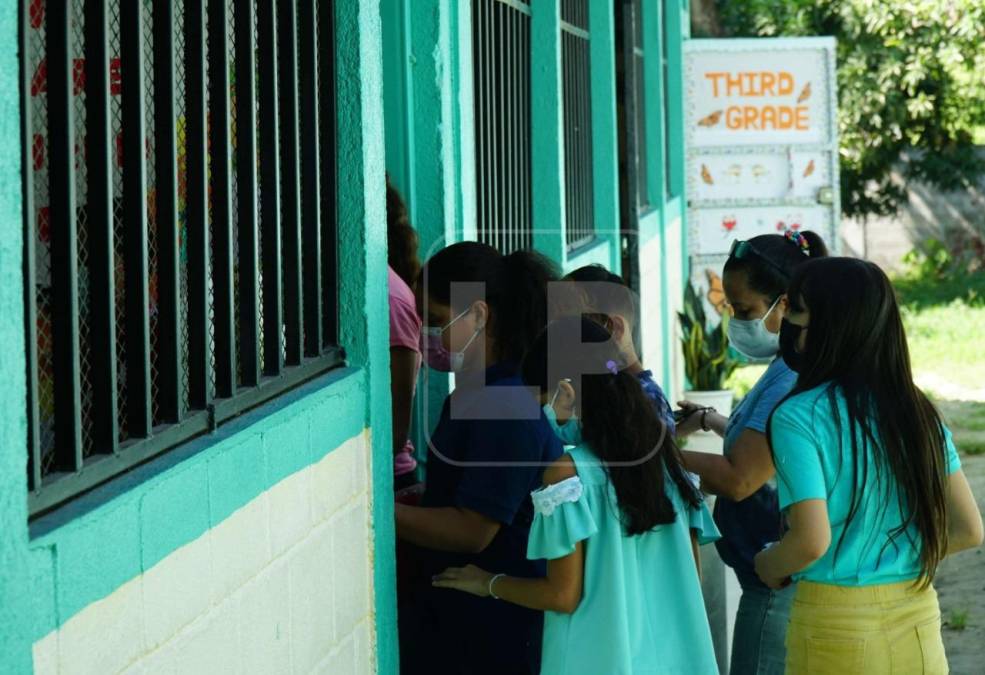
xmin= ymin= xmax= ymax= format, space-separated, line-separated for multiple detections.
xmin=684 ymin=38 xmax=840 ymax=307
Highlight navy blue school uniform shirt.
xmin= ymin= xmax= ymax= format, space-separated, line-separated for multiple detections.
xmin=402 ymin=361 xmax=562 ymax=674
xmin=715 ymin=356 xmax=797 ymax=589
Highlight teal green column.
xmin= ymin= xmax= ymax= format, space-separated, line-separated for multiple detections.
xmin=335 ymin=1 xmax=398 ymax=672
xmin=529 ymin=0 xmax=565 ymax=265
xmin=0 ymin=3 xmax=33 ymax=671
xmin=398 ymin=1 xmax=468 ymax=456
xmin=381 ymin=0 xmax=417 ymax=222
xmin=587 ymin=0 xmax=621 ymax=275
xmin=667 ymin=0 xmax=690 ymax=281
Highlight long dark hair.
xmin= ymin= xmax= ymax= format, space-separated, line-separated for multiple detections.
xmin=724 ymin=231 xmax=828 ymax=298
xmin=769 ymin=257 xmax=949 ymax=584
xmin=420 ymin=242 xmax=559 ymax=365
xmin=386 ymin=175 xmax=421 ymax=287
xmin=522 ymin=317 xmax=702 ymax=535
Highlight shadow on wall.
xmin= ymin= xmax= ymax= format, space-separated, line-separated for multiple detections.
xmin=840 ymin=148 xmax=985 ymax=271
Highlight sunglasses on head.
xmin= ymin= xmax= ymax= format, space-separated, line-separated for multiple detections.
xmin=728 ymin=239 xmax=789 ymax=278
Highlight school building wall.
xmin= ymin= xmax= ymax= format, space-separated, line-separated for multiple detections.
xmin=0 ymin=1 xmax=397 ymax=673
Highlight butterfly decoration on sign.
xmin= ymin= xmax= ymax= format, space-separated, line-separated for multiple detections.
xmin=705 ymin=269 xmax=727 ymax=316
xmin=701 ymin=164 xmax=714 ymax=185
xmin=698 ymin=110 xmax=723 ymax=127
xmin=797 ymin=82 xmax=811 ymax=104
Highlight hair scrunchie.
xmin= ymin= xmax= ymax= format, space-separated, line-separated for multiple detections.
xmin=784 ymin=229 xmax=810 ymax=256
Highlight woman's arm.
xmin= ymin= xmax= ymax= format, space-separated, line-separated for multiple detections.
xmin=682 ymin=429 xmax=775 ymax=501
xmin=946 ymin=469 xmax=984 ymax=555
xmin=676 ymin=401 xmax=728 ymax=437
xmin=390 ymin=346 xmax=419 ymax=456
xmin=395 ymin=503 xmax=501 ymax=554
xmin=432 ymin=544 xmax=585 ymax=614
xmin=753 ymin=499 xmax=830 ymax=589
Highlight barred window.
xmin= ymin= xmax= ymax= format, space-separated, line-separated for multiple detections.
xmin=472 ymin=0 xmax=531 ymax=254
xmin=631 ymin=0 xmax=647 ymax=209
xmin=560 ymin=0 xmax=594 ymax=250
xmin=21 ymin=0 xmax=340 ymax=517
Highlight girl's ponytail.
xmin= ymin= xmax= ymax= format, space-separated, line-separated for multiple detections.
xmin=496 ymin=250 xmax=560 ymax=364
xmin=800 ymin=230 xmax=829 ymax=259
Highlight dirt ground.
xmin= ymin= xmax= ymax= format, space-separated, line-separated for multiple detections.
xmin=937 ymin=452 xmax=985 ymax=674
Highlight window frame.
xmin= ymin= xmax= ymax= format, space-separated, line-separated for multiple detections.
xmin=21 ymin=0 xmax=343 ymax=519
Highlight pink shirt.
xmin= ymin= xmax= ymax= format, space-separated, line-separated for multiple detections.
xmin=388 ymin=266 xmax=421 ymax=476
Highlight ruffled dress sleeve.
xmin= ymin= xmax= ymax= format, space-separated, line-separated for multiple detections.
xmin=527 ymin=476 xmax=598 ymax=560
xmin=684 ymin=471 xmax=720 ymax=545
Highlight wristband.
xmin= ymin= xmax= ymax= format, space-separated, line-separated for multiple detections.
xmin=489 ymin=573 xmax=506 ymax=599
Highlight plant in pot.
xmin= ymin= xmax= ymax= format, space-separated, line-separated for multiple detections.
xmin=678 ymin=279 xmax=740 ymax=452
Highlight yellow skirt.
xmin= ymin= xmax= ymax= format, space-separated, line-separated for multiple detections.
xmin=785 ymin=580 xmax=948 ymax=674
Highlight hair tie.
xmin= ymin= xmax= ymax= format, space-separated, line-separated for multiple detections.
xmin=605 ymin=360 xmax=619 ymax=375
xmin=783 ymin=229 xmax=810 ymax=256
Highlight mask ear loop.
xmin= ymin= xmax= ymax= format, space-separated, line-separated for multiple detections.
xmin=761 ymin=295 xmax=783 ymax=324
xmin=549 ymin=378 xmax=572 ymax=408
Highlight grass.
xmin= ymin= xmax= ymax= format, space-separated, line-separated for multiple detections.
xmin=945 ymin=608 xmax=970 ymax=632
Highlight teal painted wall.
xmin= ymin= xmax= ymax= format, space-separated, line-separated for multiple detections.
xmin=334 ymin=0 xmax=398 ymax=670
xmin=0 ymin=0 xmax=33 ymax=669
xmin=0 ymin=0 xmax=398 ymax=671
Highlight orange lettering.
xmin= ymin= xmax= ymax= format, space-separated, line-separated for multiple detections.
xmin=726 ymin=72 xmax=744 ymax=96
xmin=778 ymin=106 xmax=794 ymax=129
xmin=761 ymin=72 xmax=776 ymax=96
xmin=795 ymin=106 xmax=808 ymax=130
xmin=743 ymin=72 xmax=759 ymax=96
xmin=725 ymin=106 xmax=743 ymax=129
xmin=778 ymin=72 xmax=794 ymax=96
xmin=761 ymin=106 xmax=777 ymax=129
xmin=743 ymin=106 xmax=759 ymax=129
xmin=705 ymin=72 xmax=726 ymax=97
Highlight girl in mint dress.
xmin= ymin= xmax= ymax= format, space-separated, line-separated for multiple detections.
xmin=434 ymin=317 xmax=720 ymax=675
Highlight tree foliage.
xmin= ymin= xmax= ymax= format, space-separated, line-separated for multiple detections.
xmin=715 ymin=0 xmax=985 ymax=219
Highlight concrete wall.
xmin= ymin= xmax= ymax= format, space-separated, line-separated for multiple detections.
xmin=840 ymin=149 xmax=985 ymax=271
xmin=30 ymin=397 xmax=375 ymax=675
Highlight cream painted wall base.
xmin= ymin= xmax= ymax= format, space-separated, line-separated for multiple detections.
xmin=32 ymin=433 xmax=377 ymax=675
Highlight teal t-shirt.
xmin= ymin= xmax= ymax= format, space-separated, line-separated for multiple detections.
xmin=770 ymin=384 xmax=962 ymax=586
xmin=527 ymin=445 xmax=720 ymax=675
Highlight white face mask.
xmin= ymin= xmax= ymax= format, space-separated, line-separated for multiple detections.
xmin=727 ymin=296 xmax=782 ymax=360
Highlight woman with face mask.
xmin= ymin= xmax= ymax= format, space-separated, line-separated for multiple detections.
xmin=395 ymin=242 xmax=563 ymax=675
xmin=676 ymin=229 xmax=828 ymax=675
xmin=756 ymin=258 xmax=983 ymax=673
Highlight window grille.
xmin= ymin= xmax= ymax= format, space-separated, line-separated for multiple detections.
xmin=631 ymin=0 xmax=648 ymax=209
xmin=20 ymin=0 xmax=340 ymax=517
xmin=560 ymin=0 xmax=594 ymax=250
xmin=472 ymin=0 xmax=532 ymax=254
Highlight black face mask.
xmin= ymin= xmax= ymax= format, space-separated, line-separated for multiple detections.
xmin=779 ymin=319 xmax=805 ymax=372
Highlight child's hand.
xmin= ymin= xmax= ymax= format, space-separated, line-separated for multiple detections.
xmin=432 ymin=564 xmax=495 ymax=597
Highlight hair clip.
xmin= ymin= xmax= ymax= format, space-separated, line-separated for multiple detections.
xmin=605 ymin=360 xmax=619 ymax=375
xmin=783 ymin=229 xmax=810 ymax=256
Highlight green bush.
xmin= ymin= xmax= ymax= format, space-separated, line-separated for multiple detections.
xmin=715 ymin=0 xmax=985 ymax=221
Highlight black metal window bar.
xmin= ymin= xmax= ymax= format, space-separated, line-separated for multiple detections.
xmin=560 ymin=0 xmax=594 ymax=251
xmin=472 ymin=0 xmax=531 ymax=254
xmin=631 ymin=0 xmax=648 ymax=209
xmin=20 ymin=0 xmax=340 ymax=518
xmin=660 ymin=0 xmax=671 ymax=196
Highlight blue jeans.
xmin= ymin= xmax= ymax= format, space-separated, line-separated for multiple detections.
xmin=730 ymin=582 xmax=796 ymax=675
